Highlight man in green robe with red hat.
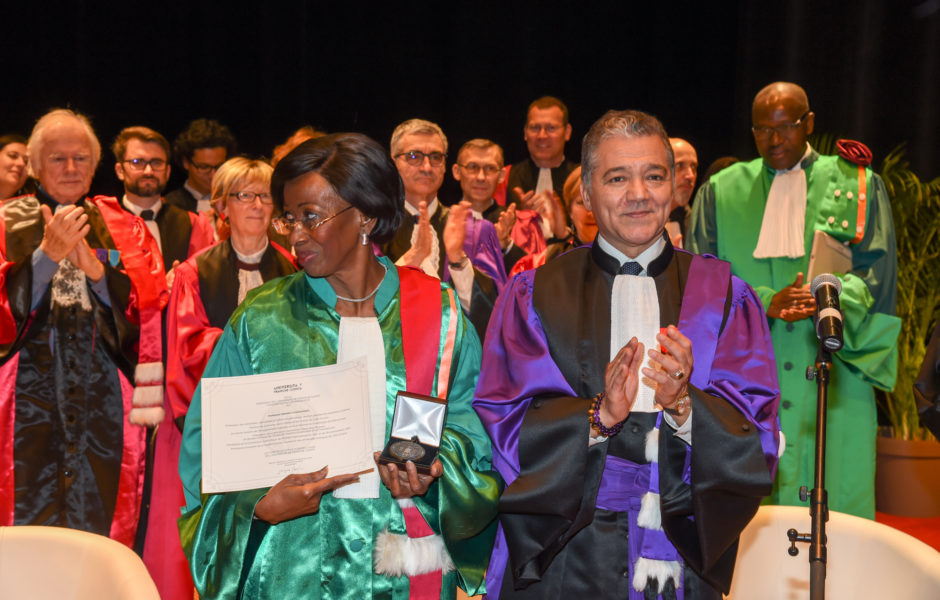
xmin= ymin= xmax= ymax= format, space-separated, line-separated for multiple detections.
xmin=688 ymin=81 xmax=901 ymax=518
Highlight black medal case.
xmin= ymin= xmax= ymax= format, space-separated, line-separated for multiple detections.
xmin=378 ymin=391 xmax=447 ymax=474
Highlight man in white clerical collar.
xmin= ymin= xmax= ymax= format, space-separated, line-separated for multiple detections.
xmin=688 ymin=81 xmax=901 ymax=520
xmin=505 ymin=96 xmax=578 ymax=243
xmin=580 ymin=114 xmax=692 ymax=439
xmin=473 ymin=109 xmax=781 ymax=598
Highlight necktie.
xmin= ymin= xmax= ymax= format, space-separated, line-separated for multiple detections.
xmin=618 ymin=261 xmax=642 ymax=276
xmin=140 ymin=210 xmax=155 ymax=221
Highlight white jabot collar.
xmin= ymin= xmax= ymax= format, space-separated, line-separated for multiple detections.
xmin=535 ymin=167 xmax=553 ymax=195
xmin=753 ymin=144 xmax=813 ymax=259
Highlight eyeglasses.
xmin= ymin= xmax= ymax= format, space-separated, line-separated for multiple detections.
xmin=751 ymin=112 xmax=810 ymax=139
xmin=525 ymin=123 xmax=563 ymax=135
xmin=458 ymin=163 xmax=501 ymax=176
xmin=272 ymin=205 xmax=353 ymax=235
xmin=395 ymin=150 xmax=446 ymax=167
xmin=190 ymin=161 xmax=224 ymax=173
xmin=123 ymin=158 xmax=167 ymax=171
xmin=229 ymin=191 xmax=273 ymax=204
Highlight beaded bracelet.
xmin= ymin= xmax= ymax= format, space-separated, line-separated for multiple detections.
xmin=589 ymin=392 xmax=626 ymax=437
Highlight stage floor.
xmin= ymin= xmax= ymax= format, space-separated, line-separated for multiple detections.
xmin=876 ymin=511 xmax=940 ymax=552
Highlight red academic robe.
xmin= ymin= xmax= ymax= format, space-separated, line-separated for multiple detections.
xmin=143 ymin=239 xmax=296 ymax=600
xmin=0 ymin=193 xmax=166 ymax=547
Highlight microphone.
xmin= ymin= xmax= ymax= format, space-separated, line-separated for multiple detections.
xmin=810 ymin=274 xmax=844 ymax=352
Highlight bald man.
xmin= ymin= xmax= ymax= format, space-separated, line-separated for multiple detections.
xmin=666 ymin=137 xmax=698 ymax=246
xmin=687 ymin=82 xmax=901 ymax=519
xmin=670 ymin=138 xmax=699 ymax=210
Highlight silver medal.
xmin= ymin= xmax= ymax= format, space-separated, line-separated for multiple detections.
xmin=389 ymin=440 xmax=426 ymax=462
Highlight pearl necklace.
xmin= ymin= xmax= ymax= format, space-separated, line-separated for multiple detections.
xmin=335 ymin=263 xmax=388 ymax=303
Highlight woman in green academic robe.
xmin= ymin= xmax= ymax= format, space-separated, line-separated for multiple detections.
xmin=177 ymin=133 xmax=500 ymax=599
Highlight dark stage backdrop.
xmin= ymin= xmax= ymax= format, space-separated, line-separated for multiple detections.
xmin=5 ymin=1 xmax=938 ymax=200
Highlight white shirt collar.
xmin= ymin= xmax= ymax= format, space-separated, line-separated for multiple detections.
xmin=596 ymin=234 xmax=667 ymax=275
xmin=232 ymin=239 xmax=269 ymax=264
xmin=403 ymin=197 xmax=440 ymax=218
xmin=121 ymin=195 xmax=161 ymax=217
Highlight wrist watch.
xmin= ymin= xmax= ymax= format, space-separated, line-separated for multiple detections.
xmin=664 ymin=392 xmax=691 ymax=416
xmin=448 ymin=254 xmax=469 ymax=269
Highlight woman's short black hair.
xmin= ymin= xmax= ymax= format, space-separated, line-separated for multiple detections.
xmin=272 ymin=133 xmax=404 ymax=244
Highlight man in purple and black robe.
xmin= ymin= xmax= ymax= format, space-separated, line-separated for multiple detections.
xmin=474 ymin=110 xmax=782 ymax=599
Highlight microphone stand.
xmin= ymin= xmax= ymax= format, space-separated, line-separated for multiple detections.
xmin=787 ymin=345 xmax=831 ymax=600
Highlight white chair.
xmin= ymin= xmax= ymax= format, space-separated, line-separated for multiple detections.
xmin=726 ymin=505 xmax=940 ymax=599
xmin=0 ymin=525 xmax=160 ymax=600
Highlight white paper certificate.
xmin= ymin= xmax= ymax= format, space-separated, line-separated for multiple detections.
xmin=201 ymin=357 xmax=374 ymax=493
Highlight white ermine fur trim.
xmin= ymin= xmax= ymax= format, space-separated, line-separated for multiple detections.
xmin=637 ymin=492 xmax=663 ymax=530
xmin=397 ymin=498 xmax=416 ymax=509
xmin=132 ymin=384 xmax=163 ymax=408
xmin=645 ymin=427 xmax=659 ymax=463
xmin=373 ymin=529 xmax=454 ymax=577
xmin=632 ymin=557 xmax=682 ymax=593
xmin=134 ymin=362 xmax=164 ymax=385
xmin=129 ymin=406 xmax=165 ymax=427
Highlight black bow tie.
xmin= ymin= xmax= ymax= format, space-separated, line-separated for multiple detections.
xmin=140 ymin=210 xmax=155 ymax=221
xmin=236 ymin=259 xmax=261 ymax=272
xmin=618 ymin=261 xmax=642 ymax=276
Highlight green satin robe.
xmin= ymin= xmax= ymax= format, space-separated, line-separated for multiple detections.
xmin=178 ymin=258 xmax=500 ymax=599
xmin=688 ymin=152 xmax=901 ymax=518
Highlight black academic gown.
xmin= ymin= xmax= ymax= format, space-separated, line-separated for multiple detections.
xmin=505 ymin=158 xmax=579 ymax=205
xmin=479 ymin=201 xmax=528 ymax=274
xmin=0 ymin=191 xmax=145 ymax=540
xmin=164 ymin=187 xmax=199 ymax=213
xmin=494 ymin=241 xmax=774 ymax=599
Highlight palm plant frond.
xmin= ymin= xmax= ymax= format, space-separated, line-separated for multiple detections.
xmin=878 ymin=145 xmax=940 ymax=440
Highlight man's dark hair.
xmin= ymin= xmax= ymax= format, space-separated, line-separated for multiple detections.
xmin=272 ymin=133 xmax=404 ymax=244
xmin=112 ymin=126 xmax=170 ymax=161
xmin=527 ymin=96 xmax=570 ymax=126
xmin=172 ymin=118 xmax=237 ymax=165
xmin=581 ymin=109 xmax=674 ymax=187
